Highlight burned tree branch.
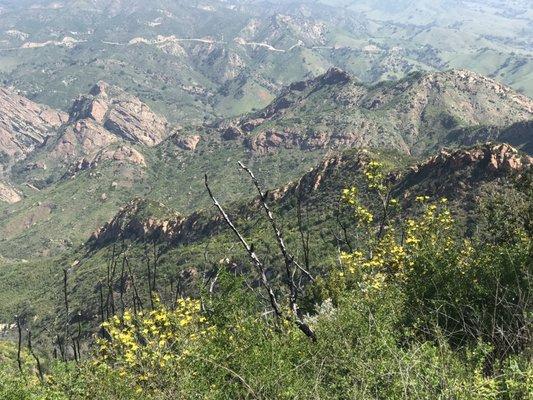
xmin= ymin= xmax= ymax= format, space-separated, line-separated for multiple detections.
xmin=297 ymin=194 xmax=311 ymax=272
xmin=205 ymin=174 xmax=282 ymax=317
xmin=238 ymin=161 xmax=314 ymax=282
xmin=15 ymin=315 xmax=23 ymax=376
xmin=205 ymin=173 xmax=316 ymax=341
xmin=27 ymin=329 xmax=44 ymax=382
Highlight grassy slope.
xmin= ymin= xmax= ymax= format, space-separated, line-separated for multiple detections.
xmin=1 ymin=144 xmax=527 ymax=341
xmin=0 ymin=137 xmax=327 ymax=258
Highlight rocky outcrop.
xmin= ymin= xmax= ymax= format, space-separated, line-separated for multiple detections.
xmin=174 ymin=135 xmax=201 ymax=151
xmin=0 ymin=181 xmax=21 ymax=203
xmin=0 ymin=87 xmax=67 ymax=162
xmin=68 ymin=145 xmax=146 ymax=176
xmin=319 ymin=67 xmax=351 ymax=85
xmin=397 ymin=143 xmax=532 ymax=201
xmin=244 ymin=130 xmax=299 ymax=154
xmin=242 ymin=129 xmax=330 ymax=154
xmin=89 ymin=198 xmax=184 ymax=246
xmin=69 ymin=81 xmax=169 ymax=146
xmin=409 ymin=143 xmax=531 ymax=177
xmin=18 ymin=82 xmax=173 ymax=183
xmin=50 ymin=119 xmax=118 ymax=160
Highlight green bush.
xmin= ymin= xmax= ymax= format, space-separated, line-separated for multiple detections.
xmin=0 ymin=162 xmax=531 ymax=399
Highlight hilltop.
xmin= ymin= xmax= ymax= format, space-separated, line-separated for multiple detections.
xmin=219 ymin=68 xmax=532 ymax=155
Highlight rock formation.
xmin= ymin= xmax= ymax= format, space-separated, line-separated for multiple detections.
xmin=0 ymin=181 xmax=21 ymax=203
xmin=0 ymin=87 xmax=67 ymax=162
xmin=69 ymin=81 xmax=169 ymax=146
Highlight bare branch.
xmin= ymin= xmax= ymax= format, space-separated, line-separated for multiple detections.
xmin=206 ymin=171 xmax=316 ymax=341
xmin=15 ymin=315 xmax=23 ymax=376
xmin=205 ymin=173 xmax=282 ymax=318
xmin=27 ymin=329 xmax=44 ymax=382
xmin=238 ymin=161 xmax=314 ymax=282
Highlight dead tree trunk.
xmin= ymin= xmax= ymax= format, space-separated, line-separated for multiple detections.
xmin=27 ymin=329 xmax=44 ymax=382
xmin=15 ymin=315 xmax=23 ymax=375
xmin=205 ymin=172 xmax=316 ymax=341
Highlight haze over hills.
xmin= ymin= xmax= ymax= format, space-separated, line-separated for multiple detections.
xmin=0 ymin=0 xmax=531 ymax=124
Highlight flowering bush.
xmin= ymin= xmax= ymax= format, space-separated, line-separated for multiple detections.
xmin=97 ymin=297 xmax=212 ymax=394
xmin=339 ymin=159 xmax=531 ymax=370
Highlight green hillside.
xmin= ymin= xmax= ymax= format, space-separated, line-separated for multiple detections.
xmin=0 ymin=142 xmax=531 ymax=399
xmin=0 ymin=0 xmax=531 ymax=123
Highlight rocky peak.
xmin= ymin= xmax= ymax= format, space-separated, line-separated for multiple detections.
xmin=0 ymin=87 xmax=67 ymax=162
xmin=68 ymin=82 xmax=169 ymax=147
xmin=223 ymin=68 xmax=532 ymax=156
xmin=286 ymin=67 xmax=350 ymax=92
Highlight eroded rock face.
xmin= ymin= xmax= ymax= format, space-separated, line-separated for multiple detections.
xmin=244 ymin=130 xmax=298 ymax=154
xmin=174 ymin=135 xmax=201 ymax=151
xmin=21 ymin=80 xmax=180 ymax=182
xmin=243 ymin=129 xmax=332 ymax=154
xmin=0 ymin=181 xmax=21 ymax=203
xmin=50 ymin=119 xmax=118 ymax=161
xmin=104 ymin=101 xmax=168 ymax=146
xmin=89 ymin=198 xmax=183 ymax=246
xmin=399 ymin=142 xmax=532 ymax=201
xmin=69 ymin=81 xmax=169 ymax=146
xmin=0 ymin=87 xmax=67 ymax=161
xmin=418 ymin=143 xmax=532 ymax=175
xmin=70 ymin=145 xmax=146 ymax=175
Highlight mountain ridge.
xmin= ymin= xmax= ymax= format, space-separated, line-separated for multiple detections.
xmin=0 ymin=0 xmax=531 ymax=123
xmin=218 ymin=68 xmax=533 ymax=155
xmin=87 ymin=141 xmax=533 ymax=250
xmin=0 ymin=68 xmax=531 ymax=258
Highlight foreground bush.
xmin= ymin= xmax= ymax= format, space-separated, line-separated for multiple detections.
xmin=2 ymin=272 xmax=530 ymax=399
xmin=0 ymin=162 xmax=530 ymax=399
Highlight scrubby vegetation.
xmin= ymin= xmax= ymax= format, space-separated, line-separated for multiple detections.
xmin=0 ymin=160 xmax=530 ymax=399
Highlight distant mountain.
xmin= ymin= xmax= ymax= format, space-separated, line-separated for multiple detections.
xmin=13 ymin=81 xmax=173 ymax=183
xmin=219 ymin=68 xmax=533 ymax=155
xmin=0 ymin=0 xmax=531 ymax=123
